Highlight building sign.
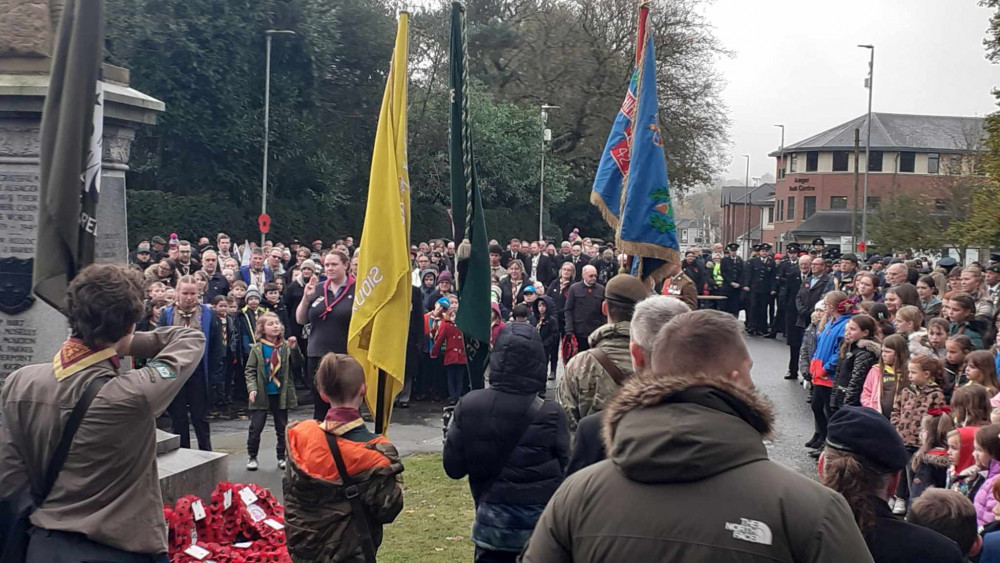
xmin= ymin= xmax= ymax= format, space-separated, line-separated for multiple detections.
xmin=788 ymin=178 xmax=815 ymax=192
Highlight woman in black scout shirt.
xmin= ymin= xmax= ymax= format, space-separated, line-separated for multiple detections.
xmin=296 ymin=249 xmax=356 ymax=420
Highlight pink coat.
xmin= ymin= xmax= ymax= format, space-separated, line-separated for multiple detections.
xmin=974 ymin=458 xmax=1000 ymax=527
xmin=860 ymin=366 xmax=882 ymax=412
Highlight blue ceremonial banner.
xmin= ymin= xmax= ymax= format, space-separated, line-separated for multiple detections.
xmin=590 ymin=4 xmax=679 ymax=282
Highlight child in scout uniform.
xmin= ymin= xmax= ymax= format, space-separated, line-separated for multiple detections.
xmin=245 ymin=312 xmax=300 ymax=470
xmin=283 ymin=353 xmax=404 ymax=561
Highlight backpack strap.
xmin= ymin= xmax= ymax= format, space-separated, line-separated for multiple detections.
xmin=40 ymin=376 xmax=109 ymax=501
xmin=590 ymin=348 xmax=627 ymax=387
xmin=324 ymin=433 xmax=377 ymax=563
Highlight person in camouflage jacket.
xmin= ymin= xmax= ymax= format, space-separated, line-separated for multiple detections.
xmin=282 ymin=354 xmax=404 ymax=562
xmin=557 ymin=321 xmax=633 ymax=431
xmin=556 ymin=275 xmax=651 ymax=431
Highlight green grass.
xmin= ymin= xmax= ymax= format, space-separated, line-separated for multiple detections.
xmin=379 ymin=454 xmax=476 ymax=562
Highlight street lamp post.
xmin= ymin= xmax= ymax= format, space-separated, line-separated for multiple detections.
xmin=773 ymin=124 xmax=784 ymax=251
xmin=773 ymin=124 xmax=784 ymax=178
xmin=261 ymin=29 xmax=296 ymax=246
xmin=742 ymin=154 xmax=750 ymax=260
xmin=858 ymin=44 xmax=874 ymax=257
xmin=539 ymin=104 xmax=559 ymax=241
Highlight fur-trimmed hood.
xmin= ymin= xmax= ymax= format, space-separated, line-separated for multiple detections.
xmin=601 ymin=372 xmax=776 ymax=484
xmin=855 ymin=338 xmax=881 ymax=357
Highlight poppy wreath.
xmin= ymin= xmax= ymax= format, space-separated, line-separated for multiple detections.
xmin=164 ymin=482 xmax=290 ymax=562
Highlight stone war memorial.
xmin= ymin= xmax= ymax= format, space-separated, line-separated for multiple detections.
xmin=0 ymin=0 xmax=225 ymax=502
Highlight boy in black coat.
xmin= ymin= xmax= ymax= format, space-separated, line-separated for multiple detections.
xmin=443 ymin=323 xmax=570 ymax=561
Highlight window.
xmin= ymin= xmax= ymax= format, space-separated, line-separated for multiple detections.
xmin=767 ymin=207 xmax=774 ymax=223
xmin=867 ymin=151 xmax=883 ymax=172
xmin=789 ymin=153 xmax=798 ymax=173
xmin=928 ymin=153 xmax=940 ymax=174
xmin=832 ymin=151 xmax=849 ymax=172
xmin=803 ymin=196 xmax=816 ymax=219
xmin=830 ymin=196 xmax=848 ymax=210
xmin=866 ymin=196 xmax=880 ymax=210
xmin=777 ymin=199 xmax=784 ymax=222
xmin=806 ymin=151 xmax=819 ymax=172
xmin=948 ymin=155 xmax=962 ymax=174
xmin=899 ymin=152 xmax=915 ymax=173
xmin=787 ymin=196 xmax=795 ymax=221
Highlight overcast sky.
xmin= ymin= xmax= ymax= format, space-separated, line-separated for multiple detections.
xmin=703 ymin=0 xmax=999 ymax=183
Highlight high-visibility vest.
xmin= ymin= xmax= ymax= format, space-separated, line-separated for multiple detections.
xmin=713 ymin=262 xmax=723 ymax=287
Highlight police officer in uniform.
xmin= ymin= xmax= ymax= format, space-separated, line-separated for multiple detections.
xmin=743 ymin=243 xmax=775 ymax=336
xmin=719 ymin=242 xmax=744 ymax=317
xmin=810 ymin=237 xmax=825 ymax=257
xmin=767 ymin=244 xmax=799 ymax=339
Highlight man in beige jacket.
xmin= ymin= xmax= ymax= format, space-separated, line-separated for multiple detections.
xmin=0 ymin=263 xmax=204 ymax=561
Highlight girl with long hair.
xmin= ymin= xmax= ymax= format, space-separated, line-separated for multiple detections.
xmin=861 ymin=333 xmax=909 ymax=418
xmin=832 ymin=314 xmax=880 ymax=412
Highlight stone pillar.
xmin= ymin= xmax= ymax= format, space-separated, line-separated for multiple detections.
xmin=0 ymin=61 xmax=164 ymax=385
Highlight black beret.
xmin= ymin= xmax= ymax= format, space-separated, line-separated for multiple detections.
xmin=866 ymin=254 xmax=882 ymax=264
xmin=826 ymin=406 xmax=909 ymax=473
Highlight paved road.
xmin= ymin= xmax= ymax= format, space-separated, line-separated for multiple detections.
xmin=745 ymin=335 xmax=819 ymax=478
xmin=200 ymin=334 xmax=816 ymax=500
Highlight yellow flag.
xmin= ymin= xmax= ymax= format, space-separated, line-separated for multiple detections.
xmin=348 ymin=12 xmax=410 ymax=435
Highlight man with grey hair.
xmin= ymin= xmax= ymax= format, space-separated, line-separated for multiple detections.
xmin=524 ymin=309 xmax=873 ymax=562
xmin=565 ymin=295 xmax=690 ymax=474
xmin=200 ymin=249 xmax=229 ymax=302
xmin=885 ymin=263 xmax=908 ymax=288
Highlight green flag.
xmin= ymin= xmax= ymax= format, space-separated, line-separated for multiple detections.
xmin=449 ymin=1 xmax=490 ymax=388
xmin=34 ymin=0 xmax=105 ymax=311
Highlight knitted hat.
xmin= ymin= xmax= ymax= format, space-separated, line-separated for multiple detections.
xmin=245 ymin=285 xmax=262 ymax=301
xmin=299 ymin=259 xmax=317 ymax=272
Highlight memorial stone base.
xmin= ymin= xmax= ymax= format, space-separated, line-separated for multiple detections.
xmin=0 ymin=60 xmax=226 ymax=502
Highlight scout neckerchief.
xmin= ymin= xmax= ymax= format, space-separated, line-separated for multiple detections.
xmin=176 ymin=306 xmax=199 ymax=329
xmin=321 ymin=406 xmax=365 ymax=436
xmin=319 ymin=274 xmax=356 ymax=320
xmin=53 ymin=338 xmax=120 ymax=381
xmin=259 ymin=337 xmax=284 ymax=389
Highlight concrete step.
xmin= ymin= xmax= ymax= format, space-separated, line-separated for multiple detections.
xmin=156 ymin=429 xmax=180 ymax=455
xmin=158 ymin=447 xmax=228 ymax=505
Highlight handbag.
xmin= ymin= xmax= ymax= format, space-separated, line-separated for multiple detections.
xmin=0 ymin=375 xmax=108 ymax=563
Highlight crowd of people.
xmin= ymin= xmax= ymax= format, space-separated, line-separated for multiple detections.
xmin=6 ymin=225 xmax=1000 ymax=562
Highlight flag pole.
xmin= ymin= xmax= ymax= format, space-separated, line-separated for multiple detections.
xmin=375 ymin=369 xmax=387 ymax=434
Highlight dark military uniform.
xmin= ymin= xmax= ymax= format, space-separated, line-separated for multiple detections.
xmin=742 ymin=246 xmax=775 ymax=335
xmin=767 ymin=257 xmax=795 ymax=338
xmin=720 ymin=245 xmax=744 ymax=318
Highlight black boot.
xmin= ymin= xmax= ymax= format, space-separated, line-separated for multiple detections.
xmin=784 ymin=372 xmax=798 ymax=380
xmin=804 ymin=434 xmax=821 ymax=448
